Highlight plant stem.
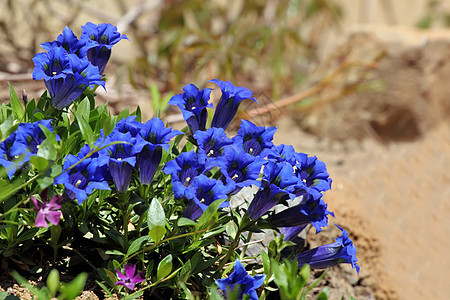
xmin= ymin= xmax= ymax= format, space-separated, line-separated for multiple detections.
xmin=123 ymin=228 xmax=209 ymax=263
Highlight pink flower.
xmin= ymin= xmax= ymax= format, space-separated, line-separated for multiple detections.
xmin=114 ymin=264 xmax=145 ymax=290
xmin=30 ymin=189 xmax=62 ymax=227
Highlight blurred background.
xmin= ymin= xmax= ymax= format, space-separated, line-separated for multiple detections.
xmin=1 ymin=1 xmax=449 ymax=299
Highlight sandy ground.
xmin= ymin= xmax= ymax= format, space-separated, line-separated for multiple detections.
xmin=274 ymin=117 xmax=450 ymax=300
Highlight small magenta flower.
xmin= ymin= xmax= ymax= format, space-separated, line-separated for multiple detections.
xmin=296 ymin=225 xmax=360 ymax=274
xmin=210 ymin=79 xmax=258 ymax=130
xmin=168 ymin=84 xmax=213 ymax=134
xmin=216 ymin=260 xmax=265 ymax=300
xmin=30 ymin=189 xmax=62 ymax=228
xmin=81 ymin=22 xmax=128 ymax=74
xmin=114 ymin=264 xmax=145 ymax=290
xmin=233 ymin=120 xmax=277 ymax=157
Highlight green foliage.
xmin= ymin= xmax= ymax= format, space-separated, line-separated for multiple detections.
xmin=11 ymin=269 xmax=87 ymax=300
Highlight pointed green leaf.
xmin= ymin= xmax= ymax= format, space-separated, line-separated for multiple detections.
xmin=126 ymin=236 xmax=149 ymax=257
xmin=46 ymin=269 xmax=60 ymax=297
xmin=157 ymin=254 xmax=172 ymax=280
xmin=148 ymin=198 xmax=166 ymax=242
xmin=8 ymin=83 xmax=24 ymax=120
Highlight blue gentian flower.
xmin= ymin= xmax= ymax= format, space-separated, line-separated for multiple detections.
xmin=98 ymin=131 xmax=136 ymax=193
xmin=163 ymin=151 xmax=206 ymax=199
xmin=10 ymin=120 xmax=59 ymax=163
xmin=113 ymin=116 xmax=143 ymax=137
xmin=0 ymin=133 xmax=19 ymax=179
xmin=271 ymin=190 xmax=334 ymax=233
xmin=40 ymin=26 xmax=93 ymax=57
xmin=233 ymin=120 xmax=277 ymax=157
xmin=296 ymin=225 xmax=360 ymax=274
xmin=194 ymin=127 xmax=233 ymax=160
xmin=210 ymin=79 xmax=258 ymax=130
xmin=183 ymin=174 xmax=230 ymax=220
xmin=55 ymin=144 xmax=111 ymax=204
xmin=215 ymin=145 xmax=265 ymax=195
xmin=294 ymin=153 xmax=332 ymax=193
xmin=215 ymin=259 xmax=265 ymax=300
xmin=33 ymin=47 xmax=104 ymax=109
xmin=247 ymin=161 xmax=305 ymax=220
xmin=268 ymin=144 xmax=299 ymax=165
xmin=280 ymin=225 xmax=308 ymax=242
xmin=81 ymin=22 xmax=128 ymax=74
xmin=133 ymin=117 xmax=182 ymax=185
xmin=168 ymin=84 xmax=212 ymax=134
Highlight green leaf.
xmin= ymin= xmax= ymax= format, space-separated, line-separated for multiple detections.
xmin=76 ymin=97 xmax=90 ymax=122
xmin=261 ymin=250 xmax=270 ymax=275
xmin=14 ymin=228 xmax=39 ymax=245
xmin=37 ymin=176 xmax=54 ymax=190
xmin=156 ymin=254 xmax=172 ymax=280
xmin=75 ymin=112 xmax=94 ymax=145
xmin=126 ymin=236 xmax=149 ymax=257
xmin=59 ymin=272 xmax=87 ymax=300
xmin=8 ymin=83 xmax=24 ymax=120
xmin=30 ymin=156 xmax=49 ymax=172
xmin=37 ymin=139 xmax=57 ymax=161
xmin=46 ymin=269 xmax=60 ymax=297
xmin=196 ymin=199 xmax=226 ymax=230
xmin=147 ymin=198 xmax=166 ymax=242
xmin=177 ymin=217 xmax=197 ymax=227
xmin=317 ymin=287 xmax=329 ymax=300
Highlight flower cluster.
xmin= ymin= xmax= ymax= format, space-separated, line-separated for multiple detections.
xmin=55 ymin=116 xmax=182 ymax=203
xmin=1 ymin=22 xmax=360 ymax=299
xmin=0 ymin=120 xmax=58 ymax=179
xmin=32 ymin=23 xmax=127 ymax=110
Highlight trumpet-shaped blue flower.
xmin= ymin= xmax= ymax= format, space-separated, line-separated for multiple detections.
xmin=55 ymin=144 xmax=111 ymax=204
xmin=295 ymin=153 xmax=332 ymax=193
xmin=33 ymin=47 xmax=104 ymax=109
xmin=98 ymin=131 xmax=136 ymax=193
xmin=210 ymin=79 xmax=257 ymax=130
xmin=280 ymin=225 xmax=308 ymax=242
xmin=233 ymin=120 xmax=277 ymax=157
xmin=9 ymin=120 xmax=58 ymax=164
xmin=247 ymin=161 xmax=305 ymax=220
xmin=0 ymin=133 xmax=19 ymax=179
xmin=168 ymin=84 xmax=213 ymax=134
xmin=194 ymin=127 xmax=233 ymax=160
xmin=216 ymin=259 xmax=265 ymax=300
xmin=113 ymin=116 xmax=143 ymax=137
xmin=271 ymin=190 xmax=334 ymax=233
xmin=296 ymin=225 xmax=360 ymax=274
xmin=163 ymin=151 xmax=206 ymax=199
xmin=183 ymin=175 xmax=230 ymax=220
xmin=133 ymin=117 xmax=182 ymax=185
xmin=81 ymin=22 xmax=128 ymax=74
xmin=216 ymin=145 xmax=265 ymax=195
xmin=40 ymin=26 xmax=93 ymax=57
